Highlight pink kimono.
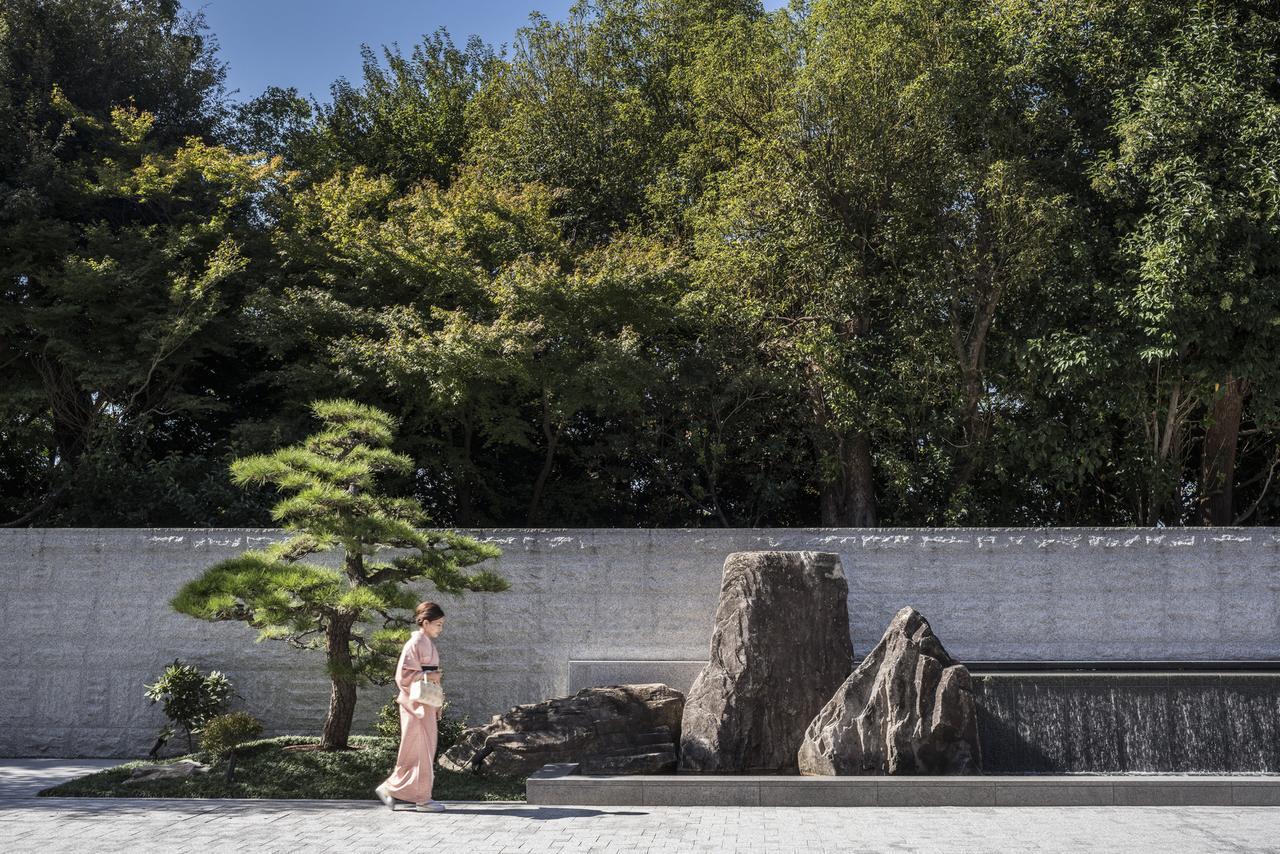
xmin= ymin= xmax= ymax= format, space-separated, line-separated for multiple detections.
xmin=380 ymin=630 xmax=440 ymax=803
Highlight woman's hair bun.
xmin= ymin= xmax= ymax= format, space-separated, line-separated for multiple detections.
xmin=415 ymin=601 xmax=445 ymax=624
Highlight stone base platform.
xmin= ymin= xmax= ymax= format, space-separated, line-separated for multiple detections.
xmin=527 ymin=764 xmax=1280 ymax=807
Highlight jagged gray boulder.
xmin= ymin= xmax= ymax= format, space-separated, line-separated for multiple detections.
xmin=439 ymin=683 xmax=683 ymax=777
xmin=798 ymin=606 xmax=981 ymax=775
xmin=680 ymin=551 xmax=855 ymax=772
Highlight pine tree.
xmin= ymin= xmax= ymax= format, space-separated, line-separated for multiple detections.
xmin=172 ymin=399 xmax=507 ymax=749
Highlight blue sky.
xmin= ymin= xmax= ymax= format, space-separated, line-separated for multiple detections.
xmin=183 ymin=1 xmax=785 ymax=103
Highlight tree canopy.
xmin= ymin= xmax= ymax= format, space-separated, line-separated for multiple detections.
xmin=4 ymin=0 xmax=1280 ymax=528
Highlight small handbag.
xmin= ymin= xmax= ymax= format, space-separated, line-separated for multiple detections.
xmin=410 ymin=671 xmax=445 ymax=708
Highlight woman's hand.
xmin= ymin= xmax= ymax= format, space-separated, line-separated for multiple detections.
xmin=426 ymin=671 xmax=442 ymax=684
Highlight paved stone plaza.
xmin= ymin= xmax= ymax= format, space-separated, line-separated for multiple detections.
xmin=1 ymin=762 xmax=1278 ymax=852
xmin=0 ymin=763 xmax=1274 ymax=854
xmin=1 ymin=797 xmax=1278 ymax=853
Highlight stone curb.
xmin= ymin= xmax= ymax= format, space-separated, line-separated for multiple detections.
xmin=526 ymin=764 xmax=1280 ymax=807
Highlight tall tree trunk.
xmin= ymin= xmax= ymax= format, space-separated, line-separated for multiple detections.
xmin=845 ymin=432 xmax=876 ymax=526
xmin=1143 ymin=375 xmax=1187 ymax=526
xmin=456 ymin=416 xmax=475 ymax=527
xmin=527 ymin=390 xmax=559 ymax=526
xmin=820 ymin=480 xmax=840 ymax=526
xmin=819 ymin=431 xmax=876 ymax=526
xmin=806 ymin=364 xmax=876 ymax=527
xmin=948 ymin=274 xmax=1002 ymax=495
xmin=37 ymin=357 xmax=95 ymax=469
xmin=320 ymin=613 xmax=358 ymax=750
xmin=1200 ymin=374 xmax=1248 ymax=526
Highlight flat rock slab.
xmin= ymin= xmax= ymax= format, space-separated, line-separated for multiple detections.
xmin=125 ymin=759 xmax=210 ymax=783
xmin=681 ymin=551 xmax=855 ymax=772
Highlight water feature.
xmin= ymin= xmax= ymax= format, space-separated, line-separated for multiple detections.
xmin=971 ymin=665 xmax=1280 ymax=773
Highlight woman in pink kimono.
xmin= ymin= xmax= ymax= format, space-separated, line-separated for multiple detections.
xmin=376 ymin=601 xmax=446 ymax=811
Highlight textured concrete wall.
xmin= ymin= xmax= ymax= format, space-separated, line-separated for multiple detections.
xmin=2 ymin=527 xmax=1278 ymax=757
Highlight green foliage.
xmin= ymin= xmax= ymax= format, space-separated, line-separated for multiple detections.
xmin=173 ymin=399 xmax=506 ymax=748
xmin=314 ymin=31 xmax=494 ymax=188
xmin=143 ymin=660 xmax=235 ymax=756
xmin=1088 ymin=2 xmax=1280 ymax=522
xmin=468 ymin=0 xmax=724 ymax=243
xmin=39 ymin=736 xmax=526 ymax=801
xmin=5 ymin=0 xmax=1280 ymax=529
xmin=0 ymin=0 xmax=279 ymax=526
xmin=199 ymin=711 xmax=264 ymax=782
xmin=374 ymin=697 xmax=401 ymax=740
xmin=200 ymin=712 xmax=265 ymax=756
xmin=374 ymin=696 xmax=468 ymax=755
xmin=436 ymin=711 xmax=470 ymax=756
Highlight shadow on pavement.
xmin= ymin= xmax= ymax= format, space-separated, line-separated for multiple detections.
xmin=0 ymin=798 xmax=647 ymax=820
xmin=441 ymin=806 xmax=648 ymax=820
xmin=0 ymin=761 xmax=126 ymax=799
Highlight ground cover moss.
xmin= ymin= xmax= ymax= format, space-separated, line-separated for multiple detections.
xmin=39 ymin=736 xmax=524 ymax=801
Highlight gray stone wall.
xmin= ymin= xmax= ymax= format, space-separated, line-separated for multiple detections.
xmin=2 ymin=527 xmax=1277 ymax=757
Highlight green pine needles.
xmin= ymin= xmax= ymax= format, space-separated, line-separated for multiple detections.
xmin=172 ymin=399 xmax=507 ymax=749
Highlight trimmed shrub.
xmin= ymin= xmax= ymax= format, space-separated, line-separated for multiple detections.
xmin=143 ymin=660 xmax=234 ymax=757
xmin=200 ymin=712 xmax=265 ymax=783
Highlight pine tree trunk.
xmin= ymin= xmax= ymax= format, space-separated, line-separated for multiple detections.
xmin=1200 ymin=375 xmax=1247 ymax=526
xmin=320 ymin=613 xmax=358 ymax=750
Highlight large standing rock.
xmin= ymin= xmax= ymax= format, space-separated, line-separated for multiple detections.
xmin=680 ymin=551 xmax=855 ymax=772
xmin=438 ymin=683 xmax=683 ymax=777
xmin=798 ymin=606 xmax=981 ymax=775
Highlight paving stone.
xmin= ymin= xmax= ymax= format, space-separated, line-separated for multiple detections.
xmin=3 ymin=762 xmax=1280 ymax=852
xmin=5 ymin=799 xmax=1280 ymax=853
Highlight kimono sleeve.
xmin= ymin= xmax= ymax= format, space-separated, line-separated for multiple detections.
xmin=394 ymin=637 xmax=425 ymax=715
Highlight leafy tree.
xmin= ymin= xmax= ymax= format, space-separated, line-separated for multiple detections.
xmin=685 ymin=0 xmax=951 ymax=525
xmin=1094 ymin=1 xmax=1280 ymax=524
xmin=7 ymin=0 xmax=1280 ymax=530
xmin=172 ymin=400 xmax=507 ymax=750
xmin=0 ymin=0 xmax=277 ymax=526
xmin=229 ymin=86 xmax=314 ymax=162
xmin=259 ymin=157 xmax=687 ymax=526
xmin=144 ymin=659 xmax=235 ymax=756
xmin=319 ymin=31 xmax=493 ymax=188
xmin=247 ymin=167 xmax=546 ymax=524
xmin=469 ymin=0 xmax=752 ymax=245
xmin=0 ymin=91 xmax=277 ymax=524
xmin=0 ymin=0 xmax=225 ymax=146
